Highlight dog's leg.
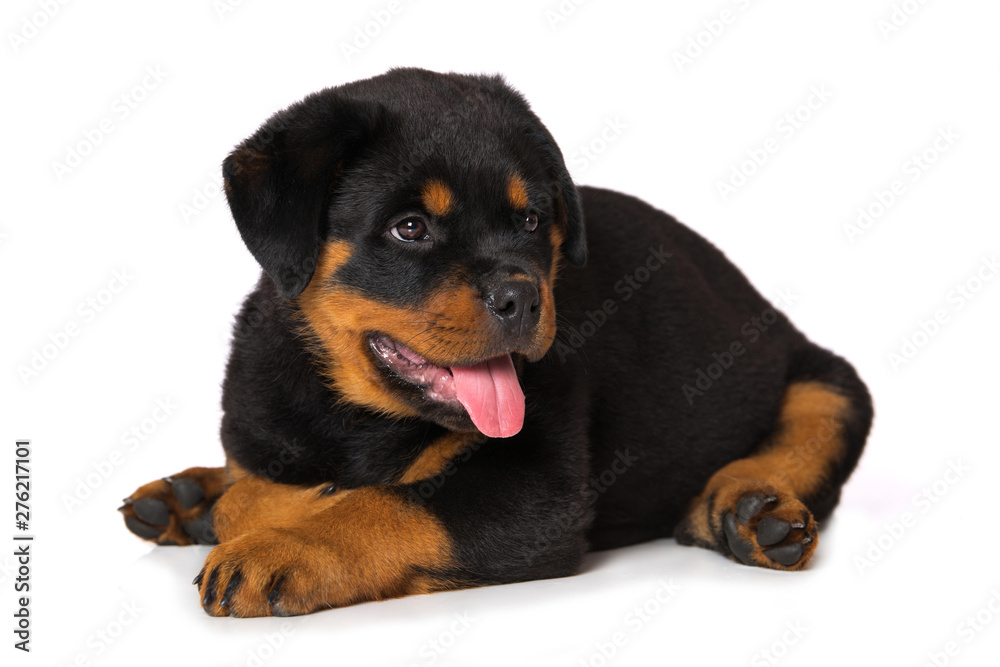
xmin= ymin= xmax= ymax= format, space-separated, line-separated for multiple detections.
xmin=195 ymin=484 xmax=457 ymax=617
xmin=675 ymin=348 xmax=872 ymax=570
xmin=200 ymin=434 xmax=475 ymax=545
xmin=120 ymin=466 xmax=231 ymax=545
xmin=194 ymin=433 xmax=589 ymax=617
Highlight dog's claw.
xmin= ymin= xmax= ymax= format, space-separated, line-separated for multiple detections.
xmin=220 ymin=569 xmax=243 ymax=609
xmin=202 ymin=568 xmax=220 ymax=608
xmin=736 ymin=495 xmax=776 ymax=524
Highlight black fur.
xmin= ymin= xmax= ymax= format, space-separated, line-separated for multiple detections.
xmin=218 ymin=68 xmax=872 ymax=586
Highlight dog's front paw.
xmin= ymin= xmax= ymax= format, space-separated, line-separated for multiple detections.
xmin=120 ymin=466 xmax=229 ymax=545
xmin=194 ymin=528 xmax=340 ymax=617
xmin=719 ymin=488 xmax=818 ymax=571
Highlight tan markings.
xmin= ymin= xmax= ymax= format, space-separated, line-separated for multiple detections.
xmin=406 ymin=573 xmax=465 ymax=596
xmin=534 ymin=277 xmax=557 ymax=361
xmin=507 ymin=173 xmax=530 ymax=210
xmin=756 ymin=382 xmax=849 ymax=497
xmin=199 ymin=484 xmax=455 ymax=616
xmin=676 ymin=496 xmax=714 ymax=547
xmin=421 ymin=179 xmax=455 ymax=216
xmin=701 ymin=382 xmax=848 ymax=501
xmin=212 ymin=476 xmax=354 ymax=543
xmin=296 ymin=241 xmax=555 ymax=414
xmin=531 ymin=225 xmax=565 ymax=354
xmin=226 ymin=458 xmax=252 ymax=483
xmin=676 ymin=382 xmax=850 ymax=567
xmin=295 ymin=240 xmax=413 ymax=417
xmin=184 ymin=466 xmax=234 ymax=501
xmin=549 ymin=224 xmax=565 ymax=281
xmin=399 ymin=431 xmax=481 ymax=484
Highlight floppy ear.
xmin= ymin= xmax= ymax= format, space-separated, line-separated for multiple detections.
xmin=222 ymin=92 xmax=381 ymax=298
xmin=549 ymin=157 xmax=586 ymax=266
xmin=525 ymin=132 xmax=586 ymax=267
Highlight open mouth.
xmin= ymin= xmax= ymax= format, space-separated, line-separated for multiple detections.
xmin=369 ymin=333 xmax=525 ymax=438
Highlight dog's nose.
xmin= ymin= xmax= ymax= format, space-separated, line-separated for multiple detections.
xmin=486 ymin=280 xmax=540 ymax=336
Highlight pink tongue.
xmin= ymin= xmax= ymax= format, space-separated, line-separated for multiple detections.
xmin=450 ymin=354 xmax=525 ymax=438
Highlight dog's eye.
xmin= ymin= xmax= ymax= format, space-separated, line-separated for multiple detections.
xmin=391 ymin=217 xmax=430 ymax=242
xmin=524 ymin=213 xmax=539 ymax=233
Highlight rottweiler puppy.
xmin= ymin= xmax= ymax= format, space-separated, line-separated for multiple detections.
xmin=120 ymin=68 xmax=872 ymax=617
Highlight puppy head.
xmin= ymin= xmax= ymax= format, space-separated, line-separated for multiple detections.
xmin=223 ymin=68 xmax=585 ymax=438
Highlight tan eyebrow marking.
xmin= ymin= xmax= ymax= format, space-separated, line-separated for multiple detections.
xmin=507 ymin=173 xmax=530 ymax=210
xmin=421 ymin=179 xmax=455 ymax=216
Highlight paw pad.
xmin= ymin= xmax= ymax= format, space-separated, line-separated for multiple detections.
xmin=120 ymin=471 xmax=224 ymax=546
xmin=721 ymin=491 xmax=817 ymax=570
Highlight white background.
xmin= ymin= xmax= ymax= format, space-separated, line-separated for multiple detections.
xmin=3 ymin=1 xmax=999 ymax=665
